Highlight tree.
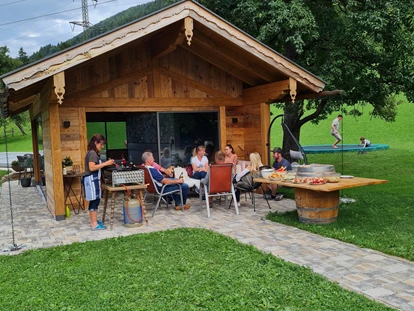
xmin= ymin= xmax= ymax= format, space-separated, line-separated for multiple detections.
xmin=18 ymin=48 xmax=29 ymax=65
xmin=0 ymin=46 xmax=28 ymax=133
xmin=172 ymin=0 xmax=414 ymax=154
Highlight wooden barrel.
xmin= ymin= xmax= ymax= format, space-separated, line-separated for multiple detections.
xmin=295 ymin=188 xmax=339 ymax=224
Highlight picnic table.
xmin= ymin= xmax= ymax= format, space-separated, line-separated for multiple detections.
xmin=253 ymin=177 xmax=388 ymax=224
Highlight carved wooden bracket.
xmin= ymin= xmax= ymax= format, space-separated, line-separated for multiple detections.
xmin=184 ymin=17 xmax=193 ymax=46
xmin=53 ymin=72 xmax=65 ymax=105
xmin=289 ymin=78 xmax=297 ymax=103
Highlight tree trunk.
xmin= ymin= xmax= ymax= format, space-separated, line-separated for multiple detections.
xmin=15 ymin=122 xmax=26 ymax=135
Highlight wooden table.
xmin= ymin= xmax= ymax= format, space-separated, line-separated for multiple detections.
xmin=63 ymin=172 xmax=85 ymax=214
xmin=254 ymin=177 xmax=388 ymax=224
xmin=101 ymin=184 xmax=148 ymax=230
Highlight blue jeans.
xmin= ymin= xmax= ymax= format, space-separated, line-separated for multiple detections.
xmin=192 ymin=171 xmax=207 ymax=180
xmin=162 ymin=183 xmax=189 ymax=206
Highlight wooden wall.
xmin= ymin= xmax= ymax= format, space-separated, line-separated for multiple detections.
xmin=49 ymin=39 xmax=270 ymax=218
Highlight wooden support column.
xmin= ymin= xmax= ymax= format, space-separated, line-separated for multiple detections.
xmin=219 ymin=106 xmax=227 ymax=150
xmin=260 ymin=103 xmax=270 ymax=165
xmin=31 ymin=119 xmax=41 ymax=183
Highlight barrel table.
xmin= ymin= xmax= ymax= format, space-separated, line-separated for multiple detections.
xmin=253 ymin=177 xmax=388 ymax=224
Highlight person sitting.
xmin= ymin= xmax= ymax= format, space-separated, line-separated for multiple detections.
xmin=358 ymin=136 xmax=371 ymax=148
xmin=142 ymin=149 xmax=172 ymax=177
xmin=200 ymin=151 xmax=226 ymax=205
xmin=191 ymin=145 xmax=209 ymax=180
xmin=142 ymin=151 xmax=190 ymax=210
xmin=224 ymin=144 xmax=238 ymax=173
xmin=266 ymin=147 xmax=292 ymax=201
xmin=232 ymin=152 xmax=265 ymax=205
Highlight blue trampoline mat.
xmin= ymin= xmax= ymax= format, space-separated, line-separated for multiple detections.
xmin=302 ymin=144 xmax=389 ymax=154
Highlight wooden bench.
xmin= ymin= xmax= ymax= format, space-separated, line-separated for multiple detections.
xmin=254 ymin=177 xmax=388 ymax=224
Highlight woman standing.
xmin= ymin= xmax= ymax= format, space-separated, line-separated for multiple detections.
xmin=224 ymin=144 xmax=238 ymax=172
xmin=191 ymin=145 xmax=209 ymax=180
xmin=83 ymin=134 xmax=114 ymax=230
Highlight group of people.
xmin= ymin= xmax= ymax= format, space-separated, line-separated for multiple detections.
xmin=83 ymin=133 xmax=295 ymax=230
xmin=331 ymin=114 xmax=371 ymax=149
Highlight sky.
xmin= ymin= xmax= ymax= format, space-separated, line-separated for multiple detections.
xmin=0 ymin=0 xmax=152 ymax=58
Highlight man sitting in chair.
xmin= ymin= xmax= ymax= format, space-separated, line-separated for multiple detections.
xmin=266 ymin=147 xmax=292 ymax=201
xmin=142 ymin=151 xmax=191 ymax=210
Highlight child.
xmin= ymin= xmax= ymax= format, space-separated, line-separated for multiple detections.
xmin=358 ymin=136 xmax=371 ymax=148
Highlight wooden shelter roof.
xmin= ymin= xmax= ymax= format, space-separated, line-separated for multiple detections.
xmin=0 ymin=0 xmax=326 ymax=115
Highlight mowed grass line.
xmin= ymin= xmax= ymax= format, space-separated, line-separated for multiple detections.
xmin=0 ymin=229 xmax=394 ymax=311
xmin=269 ymin=102 xmax=414 ymax=261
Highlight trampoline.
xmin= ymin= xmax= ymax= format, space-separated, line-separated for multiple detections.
xmin=302 ymin=144 xmax=389 ymax=154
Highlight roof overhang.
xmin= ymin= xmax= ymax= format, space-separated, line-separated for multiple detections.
xmin=0 ymin=0 xmax=326 ymax=115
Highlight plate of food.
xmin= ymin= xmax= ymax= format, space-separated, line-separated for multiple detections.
xmin=292 ymin=178 xmax=308 ymax=184
xmin=307 ymin=177 xmax=327 ymax=185
xmin=340 ymin=175 xmax=354 ymax=179
xmin=269 ymin=177 xmax=281 ymax=181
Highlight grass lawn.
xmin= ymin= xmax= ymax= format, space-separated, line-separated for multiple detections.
xmin=0 ymin=229 xmax=393 ymax=311
xmin=0 ymin=123 xmax=33 ymax=152
xmin=268 ymin=101 xmax=414 ymax=261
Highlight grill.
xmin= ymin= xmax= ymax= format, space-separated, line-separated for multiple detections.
xmin=104 ymin=168 xmax=144 ymax=187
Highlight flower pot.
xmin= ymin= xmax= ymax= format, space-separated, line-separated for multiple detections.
xmin=20 ymin=177 xmax=32 ymax=187
xmin=65 ymin=166 xmax=73 ymax=174
xmin=12 ymin=165 xmax=25 ymax=172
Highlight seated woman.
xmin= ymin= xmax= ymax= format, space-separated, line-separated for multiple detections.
xmin=233 ymin=152 xmax=265 ymax=204
xmin=191 ymin=145 xmax=209 ymax=180
xmin=224 ymin=144 xmax=238 ymax=173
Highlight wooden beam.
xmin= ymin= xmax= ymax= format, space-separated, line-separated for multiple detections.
xmin=150 ymin=22 xmax=186 ymax=59
xmin=260 ymin=103 xmax=270 ymax=165
xmin=66 ymin=67 xmax=153 ymax=99
xmin=65 ymin=97 xmax=242 ymax=108
xmin=158 ymin=67 xmax=234 ymax=98
xmin=187 ymin=6 xmax=325 ymax=93
xmin=180 ymin=44 xmax=259 ymax=86
xmin=191 ymin=31 xmax=275 ymax=83
xmin=219 ymin=106 xmax=226 ymax=150
xmin=85 ymin=106 xmax=220 ymax=113
xmin=242 ymin=80 xmax=290 ymax=105
xmin=49 ymin=101 xmax=65 ymax=219
xmin=31 ymin=119 xmax=41 ymax=183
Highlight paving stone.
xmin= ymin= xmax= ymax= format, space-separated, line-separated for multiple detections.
xmin=1 ymin=180 xmax=414 ymax=310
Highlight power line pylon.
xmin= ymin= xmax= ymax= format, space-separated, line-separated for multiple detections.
xmin=69 ymin=0 xmax=98 ymax=33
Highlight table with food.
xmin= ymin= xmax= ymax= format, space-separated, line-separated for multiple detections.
xmin=254 ymin=164 xmax=388 ymax=224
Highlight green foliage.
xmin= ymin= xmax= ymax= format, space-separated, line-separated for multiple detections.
xmin=0 ymin=229 xmax=393 ymax=310
xmin=268 ymin=101 xmax=414 ymax=261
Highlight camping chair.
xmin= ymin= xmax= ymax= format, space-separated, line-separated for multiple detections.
xmin=141 ymin=166 xmax=184 ymax=216
xmin=230 ymin=172 xmax=271 ymax=212
xmin=199 ymin=163 xmax=239 ymax=218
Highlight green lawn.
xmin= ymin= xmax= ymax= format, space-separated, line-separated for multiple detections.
xmin=0 ymin=229 xmax=393 ymax=311
xmin=0 ymin=123 xmax=33 ymax=152
xmin=268 ymin=101 xmax=414 ymax=261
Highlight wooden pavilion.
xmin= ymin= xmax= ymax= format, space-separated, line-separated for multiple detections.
xmin=0 ymin=0 xmax=325 ymax=220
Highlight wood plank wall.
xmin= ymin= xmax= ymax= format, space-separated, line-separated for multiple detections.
xmin=60 ymin=107 xmax=84 ymax=210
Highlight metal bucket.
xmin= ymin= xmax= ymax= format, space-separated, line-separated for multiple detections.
xmin=296 ymin=164 xmax=336 ymax=178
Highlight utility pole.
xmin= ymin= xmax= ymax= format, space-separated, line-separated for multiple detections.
xmin=69 ymin=0 xmax=98 ymax=33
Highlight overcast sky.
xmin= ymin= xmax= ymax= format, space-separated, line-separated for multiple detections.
xmin=0 ymin=0 xmax=152 ymax=58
